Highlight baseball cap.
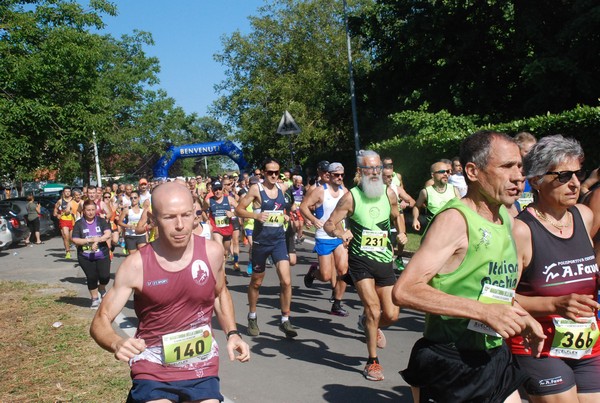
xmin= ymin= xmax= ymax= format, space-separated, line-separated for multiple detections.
xmin=327 ymin=162 xmax=344 ymax=172
xmin=249 ymin=176 xmax=260 ymax=185
xmin=139 ymin=178 xmax=148 ymax=185
xmin=212 ymin=181 xmax=223 ymax=189
xmin=317 ymin=160 xmax=330 ymax=172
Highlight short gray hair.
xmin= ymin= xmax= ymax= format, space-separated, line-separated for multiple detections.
xmin=523 ymin=135 xmax=584 ymax=179
xmin=357 ymin=150 xmax=380 ymax=166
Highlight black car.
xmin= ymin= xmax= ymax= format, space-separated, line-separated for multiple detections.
xmin=2 ymin=198 xmax=57 ymax=237
xmin=0 ymin=205 xmax=30 ymax=246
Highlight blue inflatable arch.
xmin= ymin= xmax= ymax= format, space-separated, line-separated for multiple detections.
xmin=152 ymin=141 xmax=248 ymax=180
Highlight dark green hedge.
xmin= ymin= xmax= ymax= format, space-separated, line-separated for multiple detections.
xmin=370 ymin=105 xmax=600 ymax=196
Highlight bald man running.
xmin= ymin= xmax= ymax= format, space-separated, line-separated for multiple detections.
xmin=90 ymin=182 xmax=249 ymax=402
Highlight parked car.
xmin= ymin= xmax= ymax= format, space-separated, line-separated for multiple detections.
xmin=0 ymin=199 xmax=56 ymax=237
xmin=0 ymin=216 xmax=12 ymax=251
xmin=0 ymin=205 xmax=30 ymax=246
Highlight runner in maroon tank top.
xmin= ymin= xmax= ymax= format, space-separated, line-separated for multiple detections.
xmin=90 ymin=182 xmax=249 ymax=402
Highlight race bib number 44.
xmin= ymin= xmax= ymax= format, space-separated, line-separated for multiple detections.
xmin=263 ymin=210 xmax=284 ymax=227
xmin=550 ymin=317 xmax=599 ymax=359
xmin=468 ymin=284 xmax=515 ymax=337
xmin=360 ymin=230 xmax=387 ymax=252
xmin=162 ymin=326 xmax=213 ymax=365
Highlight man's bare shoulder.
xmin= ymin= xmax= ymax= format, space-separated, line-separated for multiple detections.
xmin=423 ymin=208 xmax=468 ymax=245
xmin=115 ymin=249 xmax=144 ymax=291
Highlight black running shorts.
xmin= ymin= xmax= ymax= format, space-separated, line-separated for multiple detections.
xmin=401 ymin=338 xmax=527 ymax=403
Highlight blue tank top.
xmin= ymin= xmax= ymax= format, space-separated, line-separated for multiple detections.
xmin=253 ymin=184 xmax=286 ymax=245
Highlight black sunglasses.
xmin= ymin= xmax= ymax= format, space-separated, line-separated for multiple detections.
xmin=265 ymin=170 xmax=280 ymax=176
xmin=331 ymin=173 xmax=345 ymax=178
xmin=544 ymin=169 xmax=586 ymax=184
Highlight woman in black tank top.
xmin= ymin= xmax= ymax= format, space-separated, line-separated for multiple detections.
xmin=509 ymin=135 xmax=600 ymax=402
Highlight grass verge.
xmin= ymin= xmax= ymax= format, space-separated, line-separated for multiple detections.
xmin=0 ymin=281 xmax=130 ymax=402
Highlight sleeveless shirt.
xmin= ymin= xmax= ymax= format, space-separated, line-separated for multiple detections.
xmin=315 ymin=184 xmax=344 ymax=240
xmin=425 ymin=183 xmax=456 ymax=220
xmin=510 ymin=207 xmax=600 ymax=357
xmin=424 ymin=199 xmax=518 ymax=350
xmin=253 ymin=183 xmax=286 ymax=245
xmin=348 ymin=186 xmax=393 ymax=263
xmin=209 ymin=197 xmax=233 ymax=236
xmin=130 ymin=235 xmax=219 ymax=382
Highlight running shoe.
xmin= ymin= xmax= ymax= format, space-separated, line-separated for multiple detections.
xmin=358 ymin=314 xmax=386 ymax=349
xmin=330 ymin=305 xmax=349 ymax=317
xmin=233 ymin=262 xmax=240 ymax=271
xmin=90 ymin=298 xmax=100 ymax=309
xmin=303 ymin=263 xmax=318 ymax=288
xmin=279 ymin=320 xmax=298 ymax=338
xmin=65 ymin=251 xmax=71 ymax=259
xmin=246 ymin=262 xmax=253 ymax=275
xmin=99 ymin=289 xmax=107 ymax=299
xmin=247 ymin=316 xmax=260 ymax=336
xmin=122 ymin=248 xmax=129 ymax=256
xmin=363 ymin=362 xmax=384 ymax=381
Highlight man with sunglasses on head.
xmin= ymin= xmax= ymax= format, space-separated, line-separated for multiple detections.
xmin=300 ymin=162 xmax=350 ymax=316
xmin=412 ymin=161 xmax=460 ymax=232
xmin=235 ymin=158 xmax=298 ymax=338
xmin=324 ymin=151 xmax=405 ymax=381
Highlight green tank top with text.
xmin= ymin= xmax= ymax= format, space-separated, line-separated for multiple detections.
xmin=348 ymin=186 xmax=393 ymax=263
xmin=424 ymin=198 xmax=518 ymax=350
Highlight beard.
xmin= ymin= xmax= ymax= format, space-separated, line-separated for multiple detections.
xmin=360 ymin=173 xmax=385 ymax=199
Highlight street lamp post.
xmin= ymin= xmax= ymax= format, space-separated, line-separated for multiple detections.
xmin=342 ymin=0 xmax=361 ymax=156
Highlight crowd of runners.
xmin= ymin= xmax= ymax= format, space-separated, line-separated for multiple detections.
xmin=8 ymin=129 xmax=600 ymax=402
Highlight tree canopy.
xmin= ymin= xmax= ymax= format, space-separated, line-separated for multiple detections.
xmin=0 ymin=0 xmax=228 ymax=183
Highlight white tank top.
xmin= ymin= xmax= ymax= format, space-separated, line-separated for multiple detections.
xmin=315 ymin=184 xmax=344 ymax=240
xmin=126 ymin=207 xmax=143 ymax=237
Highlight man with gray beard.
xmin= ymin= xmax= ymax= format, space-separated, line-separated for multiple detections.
xmin=324 ymin=150 xmax=406 ymax=381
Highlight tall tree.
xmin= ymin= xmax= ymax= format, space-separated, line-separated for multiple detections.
xmin=354 ymin=0 xmax=600 ymax=123
xmin=0 ymin=0 xmax=193 ymax=183
xmin=213 ymin=0 xmax=372 ymax=168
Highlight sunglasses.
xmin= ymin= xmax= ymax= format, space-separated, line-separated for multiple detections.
xmin=103 ymin=195 xmax=111 ymax=199
xmin=331 ymin=173 xmax=345 ymax=178
xmin=265 ymin=170 xmax=280 ymax=176
xmin=131 ymin=196 xmax=139 ymax=199
xmin=358 ymin=165 xmax=383 ymax=173
xmin=214 ymin=188 xmax=223 ymax=191
xmin=433 ymin=169 xmax=451 ymax=174
xmin=544 ymin=169 xmax=586 ymax=184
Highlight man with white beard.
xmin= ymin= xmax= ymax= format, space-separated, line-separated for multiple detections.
xmin=324 ymin=150 xmax=406 ymax=382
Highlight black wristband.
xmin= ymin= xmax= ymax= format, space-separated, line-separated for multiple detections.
xmin=226 ymin=330 xmax=241 ymax=340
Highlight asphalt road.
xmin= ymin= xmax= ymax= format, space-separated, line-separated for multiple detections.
xmin=1 ymin=233 xmax=426 ymax=402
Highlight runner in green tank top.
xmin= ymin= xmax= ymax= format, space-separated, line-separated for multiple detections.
xmin=393 ymin=131 xmax=546 ymax=403
xmin=324 ymin=150 xmax=406 ymax=382
xmin=412 ymin=161 xmax=460 ymax=231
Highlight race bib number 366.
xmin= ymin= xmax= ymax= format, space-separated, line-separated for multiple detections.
xmin=162 ymin=326 xmax=213 ymax=365
xmin=550 ymin=317 xmax=599 ymax=359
